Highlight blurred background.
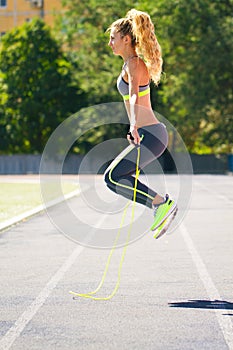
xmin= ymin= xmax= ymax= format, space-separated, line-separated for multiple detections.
xmin=0 ymin=0 xmax=232 ymax=174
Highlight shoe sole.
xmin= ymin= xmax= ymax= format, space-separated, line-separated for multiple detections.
xmin=154 ymin=206 xmax=178 ymax=239
xmin=150 ymin=201 xmax=177 ymax=232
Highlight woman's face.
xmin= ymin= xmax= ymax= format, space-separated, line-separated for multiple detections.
xmin=108 ymin=29 xmax=124 ymax=56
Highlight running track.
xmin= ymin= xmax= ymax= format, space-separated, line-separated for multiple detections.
xmin=0 ymin=175 xmax=232 ymax=350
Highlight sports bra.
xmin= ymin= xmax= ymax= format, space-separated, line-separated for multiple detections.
xmin=117 ymin=74 xmax=150 ymax=101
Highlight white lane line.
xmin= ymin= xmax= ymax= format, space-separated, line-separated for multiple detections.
xmin=0 ymin=188 xmax=81 ymax=232
xmin=0 ymin=213 xmax=107 ymax=350
xmin=180 ymin=223 xmax=233 ymax=350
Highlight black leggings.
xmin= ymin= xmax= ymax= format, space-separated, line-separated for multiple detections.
xmin=104 ymin=123 xmax=168 ymax=209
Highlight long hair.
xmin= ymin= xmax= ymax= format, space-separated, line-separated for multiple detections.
xmin=108 ymin=9 xmax=163 ymax=85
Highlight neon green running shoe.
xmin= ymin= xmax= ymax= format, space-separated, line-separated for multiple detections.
xmin=153 ymin=206 xmax=178 ymax=239
xmin=150 ymin=194 xmax=177 ymax=232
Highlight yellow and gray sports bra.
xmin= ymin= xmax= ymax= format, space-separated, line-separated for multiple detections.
xmin=116 ymin=56 xmax=150 ymax=101
xmin=117 ymin=75 xmax=150 ymax=101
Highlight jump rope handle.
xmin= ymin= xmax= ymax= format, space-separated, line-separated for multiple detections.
xmin=127 ymin=131 xmax=135 ymax=141
xmin=127 ymin=132 xmax=144 ymax=147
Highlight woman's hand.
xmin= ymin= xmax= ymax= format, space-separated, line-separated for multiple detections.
xmin=127 ymin=127 xmax=141 ymax=145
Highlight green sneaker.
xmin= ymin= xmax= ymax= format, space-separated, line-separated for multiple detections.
xmin=150 ymin=194 xmax=177 ymax=232
xmin=153 ymin=206 xmax=178 ymax=239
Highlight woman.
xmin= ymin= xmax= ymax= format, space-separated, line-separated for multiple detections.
xmin=105 ymin=9 xmax=177 ymax=236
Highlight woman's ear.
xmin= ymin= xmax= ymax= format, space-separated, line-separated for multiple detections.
xmin=123 ymin=34 xmax=131 ymax=45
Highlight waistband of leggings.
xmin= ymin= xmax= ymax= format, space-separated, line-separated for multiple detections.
xmin=138 ymin=122 xmax=166 ymax=133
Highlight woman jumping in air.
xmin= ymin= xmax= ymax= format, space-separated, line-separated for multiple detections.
xmin=105 ymin=9 xmax=177 ymax=237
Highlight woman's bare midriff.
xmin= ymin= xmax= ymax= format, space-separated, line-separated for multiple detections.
xmin=124 ymin=94 xmax=160 ymax=128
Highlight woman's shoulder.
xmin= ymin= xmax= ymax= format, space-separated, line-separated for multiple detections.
xmin=127 ymin=56 xmax=149 ymax=78
xmin=126 ymin=56 xmax=145 ymax=70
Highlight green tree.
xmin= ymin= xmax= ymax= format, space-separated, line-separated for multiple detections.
xmin=58 ymin=0 xmax=233 ymax=154
xmin=154 ymin=0 xmax=233 ymax=153
xmin=54 ymin=0 xmax=137 ymax=153
xmin=0 ymin=18 xmax=86 ymax=154
xmin=58 ymin=0 xmax=141 ymax=104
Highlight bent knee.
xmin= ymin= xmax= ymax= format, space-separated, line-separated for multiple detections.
xmin=104 ymin=169 xmax=119 ymax=186
xmin=104 ymin=170 xmax=112 ymax=186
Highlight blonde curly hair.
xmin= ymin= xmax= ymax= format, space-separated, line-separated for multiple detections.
xmin=108 ymin=9 xmax=163 ymax=86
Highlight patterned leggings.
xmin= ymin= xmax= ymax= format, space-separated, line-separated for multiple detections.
xmin=104 ymin=123 xmax=168 ymax=209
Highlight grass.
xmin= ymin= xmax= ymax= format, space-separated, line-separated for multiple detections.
xmin=0 ymin=182 xmax=78 ymax=223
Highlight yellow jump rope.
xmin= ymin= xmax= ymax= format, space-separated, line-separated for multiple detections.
xmin=69 ymin=146 xmax=141 ymax=301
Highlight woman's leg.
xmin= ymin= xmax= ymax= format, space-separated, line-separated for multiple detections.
xmin=104 ymin=123 xmax=168 ymax=208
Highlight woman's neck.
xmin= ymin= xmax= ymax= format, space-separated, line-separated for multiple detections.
xmin=121 ymin=53 xmax=138 ymax=71
xmin=122 ymin=49 xmax=137 ymax=63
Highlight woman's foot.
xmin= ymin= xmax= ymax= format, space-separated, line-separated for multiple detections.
xmin=152 ymin=194 xmax=165 ymax=206
xmin=150 ymin=194 xmax=177 ymax=231
xmin=153 ymin=206 xmax=178 ymax=239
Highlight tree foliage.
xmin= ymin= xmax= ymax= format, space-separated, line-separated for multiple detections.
xmin=58 ymin=0 xmax=233 ymax=153
xmin=0 ymin=18 xmax=86 ymax=154
xmin=58 ymin=0 xmax=135 ymax=104
xmin=0 ymin=1 xmax=232 ymax=154
xmin=156 ymin=0 xmax=233 ymax=153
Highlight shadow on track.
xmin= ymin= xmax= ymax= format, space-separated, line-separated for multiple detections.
xmin=168 ymin=299 xmax=233 ymax=311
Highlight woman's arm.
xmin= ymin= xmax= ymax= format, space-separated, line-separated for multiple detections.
xmin=127 ymin=58 xmax=141 ymax=145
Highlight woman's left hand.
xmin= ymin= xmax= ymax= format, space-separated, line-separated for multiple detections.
xmin=132 ymin=128 xmax=141 ymax=145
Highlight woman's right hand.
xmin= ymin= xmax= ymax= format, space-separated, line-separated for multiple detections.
xmin=127 ymin=131 xmax=134 ymax=143
xmin=127 ymin=128 xmax=141 ymax=145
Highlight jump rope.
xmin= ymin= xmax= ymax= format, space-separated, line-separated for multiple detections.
xmin=69 ymin=145 xmax=141 ymax=301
